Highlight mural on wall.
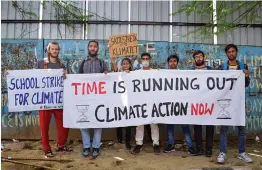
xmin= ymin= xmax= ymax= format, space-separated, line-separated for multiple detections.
xmin=1 ymin=39 xmax=261 ymax=138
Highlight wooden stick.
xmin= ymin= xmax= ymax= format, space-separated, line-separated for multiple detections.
xmin=2 ymin=159 xmax=60 ymax=170
xmin=2 ymin=156 xmax=73 ymax=162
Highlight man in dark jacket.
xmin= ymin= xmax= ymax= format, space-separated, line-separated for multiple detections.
xmin=191 ymin=50 xmax=214 ymax=157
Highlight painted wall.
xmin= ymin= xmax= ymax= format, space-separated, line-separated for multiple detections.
xmin=1 ymin=40 xmax=261 ymax=140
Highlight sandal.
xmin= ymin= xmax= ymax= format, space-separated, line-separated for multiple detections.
xmin=45 ymin=150 xmax=54 ymax=157
xmin=55 ymin=145 xmax=73 ymax=152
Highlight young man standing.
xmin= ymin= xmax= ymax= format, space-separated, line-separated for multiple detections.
xmin=191 ymin=50 xmax=214 ymax=157
xmin=78 ymin=40 xmax=108 ymax=159
xmin=164 ymin=55 xmax=196 ymax=155
xmin=36 ymin=42 xmax=71 ymax=157
xmin=132 ymin=53 xmax=160 ymax=155
xmin=217 ymin=44 xmax=253 ymax=164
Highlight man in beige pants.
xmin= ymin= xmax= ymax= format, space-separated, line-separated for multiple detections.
xmin=131 ymin=53 xmax=160 ymax=155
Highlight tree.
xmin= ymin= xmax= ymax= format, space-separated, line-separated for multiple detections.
xmin=172 ymin=1 xmax=262 ymax=42
xmin=11 ymin=1 xmax=98 ymax=38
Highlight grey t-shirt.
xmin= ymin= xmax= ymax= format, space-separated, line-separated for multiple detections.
xmin=78 ymin=57 xmax=108 ymax=74
xmin=36 ymin=60 xmax=66 ymax=69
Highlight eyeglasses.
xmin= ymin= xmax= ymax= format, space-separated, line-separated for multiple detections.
xmin=141 ymin=58 xmax=150 ymax=61
xmin=194 ymin=55 xmax=204 ymax=59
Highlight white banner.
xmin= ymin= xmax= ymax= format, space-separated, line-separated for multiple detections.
xmin=6 ymin=69 xmax=64 ymax=112
xmin=63 ymin=70 xmax=245 ymax=128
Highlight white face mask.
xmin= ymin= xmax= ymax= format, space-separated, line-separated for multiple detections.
xmin=141 ymin=61 xmax=150 ymax=68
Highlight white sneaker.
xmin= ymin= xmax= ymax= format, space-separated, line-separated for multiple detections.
xmin=238 ymin=152 xmax=253 ymax=163
xmin=217 ymin=152 xmax=227 ymax=164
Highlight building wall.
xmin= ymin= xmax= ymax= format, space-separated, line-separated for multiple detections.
xmin=2 ymin=1 xmax=262 ymax=45
xmin=1 ymin=39 xmax=262 ymax=140
xmin=1 ymin=1 xmax=262 ymax=140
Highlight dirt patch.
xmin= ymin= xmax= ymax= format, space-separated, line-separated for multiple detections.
xmin=1 ymin=140 xmax=261 ymax=170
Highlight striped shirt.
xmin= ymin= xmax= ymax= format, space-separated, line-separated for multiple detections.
xmin=78 ymin=57 xmax=108 ymax=74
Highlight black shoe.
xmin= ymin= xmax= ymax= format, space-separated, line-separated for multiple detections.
xmin=188 ymin=147 xmax=196 ymax=156
xmin=205 ymin=149 xmax=212 ymax=157
xmin=132 ymin=145 xmax=143 ymax=154
xmin=125 ymin=143 xmax=132 ymax=150
xmin=164 ymin=144 xmax=175 ymax=153
xmin=92 ymin=148 xmax=100 ymax=159
xmin=153 ymin=145 xmax=160 ymax=155
xmin=82 ymin=148 xmax=90 ymax=157
xmin=196 ymin=148 xmax=203 ymax=156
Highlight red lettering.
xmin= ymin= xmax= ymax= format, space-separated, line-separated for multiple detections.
xmin=191 ymin=104 xmax=198 ymax=115
xmin=99 ymin=82 xmax=106 ymax=94
xmin=199 ymin=103 xmax=204 ymax=115
xmin=191 ymin=103 xmax=214 ymax=116
xmin=82 ymin=83 xmax=85 ymax=95
xmin=71 ymin=83 xmax=81 ymax=95
xmin=205 ymin=103 xmax=214 ymax=115
xmin=87 ymin=82 xmax=97 ymax=94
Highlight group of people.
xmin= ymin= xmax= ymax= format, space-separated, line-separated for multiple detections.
xmin=36 ymin=40 xmax=252 ymax=164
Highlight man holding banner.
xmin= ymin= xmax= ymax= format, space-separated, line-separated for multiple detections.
xmin=217 ymin=44 xmax=252 ymax=164
xmin=36 ymin=42 xmax=71 ymax=157
xmin=164 ymin=55 xmax=196 ymax=155
xmin=132 ymin=53 xmax=161 ymax=155
xmin=190 ymin=50 xmax=214 ymax=157
xmin=78 ymin=40 xmax=108 ymax=159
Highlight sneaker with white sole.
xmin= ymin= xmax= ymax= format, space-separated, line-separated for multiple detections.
xmin=238 ymin=152 xmax=253 ymax=163
xmin=217 ymin=152 xmax=227 ymax=164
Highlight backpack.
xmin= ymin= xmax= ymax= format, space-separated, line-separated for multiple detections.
xmin=223 ymin=61 xmax=244 ymax=70
xmin=78 ymin=58 xmax=104 ymax=74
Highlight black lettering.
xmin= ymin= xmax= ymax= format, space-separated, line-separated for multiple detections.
xmin=207 ymin=77 xmax=215 ymax=90
xmin=174 ymin=103 xmax=180 ymax=116
xmin=132 ymin=79 xmax=141 ymax=92
xmin=129 ymin=106 xmax=136 ymax=119
xmin=141 ymin=104 xmax=148 ymax=118
xmin=158 ymin=103 xmax=165 ymax=117
xmin=191 ymin=78 xmax=199 ymax=90
xmin=143 ymin=79 xmax=151 ymax=91
xmin=180 ymin=78 xmax=189 ymax=90
xmin=226 ymin=78 xmax=238 ymax=90
xmin=118 ymin=106 xmax=128 ymax=120
xmin=217 ymin=77 xmax=225 ymax=90
xmin=106 ymin=108 xmax=114 ymax=122
xmin=113 ymin=81 xmax=117 ymax=93
xmin=181 ymin=103 xmax=188 ymax=115
xmin=153 ymin=78 xmax=163 ymax=91
xmin=95 ymin=105 xmax=105 ymax=122
xmin=152 ymin=103 xmax=159 ymax=117
xmin=164 ymin=78 xmax=173 ymax=91
xmin=118 ymin=81 xmax=126 ymax=93
xmin=162 ymin=102 xmax=171 ymax=116
xmin=133 ymin=105 xmax=141 ymax=118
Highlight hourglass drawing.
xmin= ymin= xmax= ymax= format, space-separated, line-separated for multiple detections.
xmin=76 ymin=105 xmax=90 ymax=123
xmin=217 ymin=99 xmax=232 ymax=119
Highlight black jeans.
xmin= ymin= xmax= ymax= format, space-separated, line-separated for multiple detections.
xmin=194 ymin=125 xmax=214 ymax=150
xmin=116 ymin=127 xmax=132 ymax=144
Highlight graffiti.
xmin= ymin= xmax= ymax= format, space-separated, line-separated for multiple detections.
xmin=1 ymin=112 xmax=39 ymax=128
xmin=1 ymin=39 xmax=262 ymax=138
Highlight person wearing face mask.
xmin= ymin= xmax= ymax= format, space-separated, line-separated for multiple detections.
xmin=190 ymin=50 xmax=214 ymax=157
xmin=131 ymin=53 xmax=160 ymax=155
xmin=78 ymin=40 xmax=108 ymax=159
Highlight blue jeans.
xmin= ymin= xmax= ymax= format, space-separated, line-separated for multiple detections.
xmin=219 ymin=126 xmax=246 ymax=154
xmin=167 ymin=124 xmax=194 ymax=148
xmin=80 ymin=128 xmax=102 ymax=149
